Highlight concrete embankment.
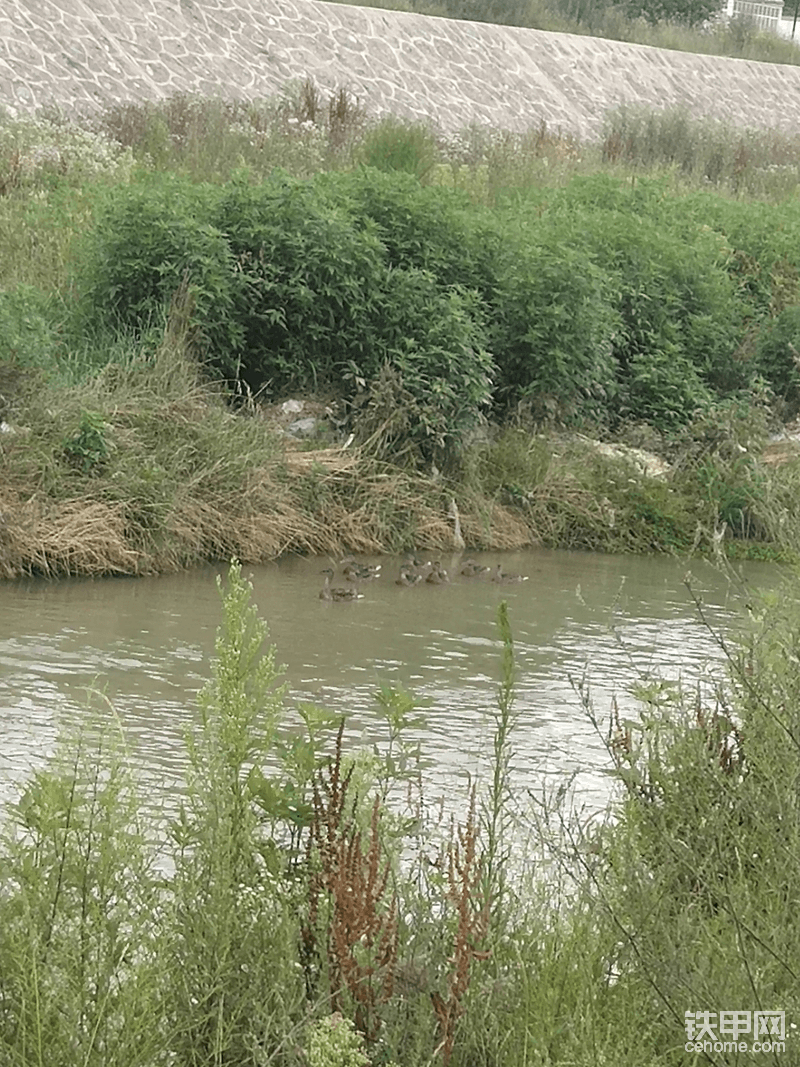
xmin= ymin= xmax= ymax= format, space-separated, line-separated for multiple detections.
xmin=3 ymin=0 xmax=800 ymax=139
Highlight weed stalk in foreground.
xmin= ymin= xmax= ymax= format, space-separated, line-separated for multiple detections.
xmin=306 ymin=721 xmax=399 ymax=1045
xmin=432 ymin=786 xmax=490 ymax=1066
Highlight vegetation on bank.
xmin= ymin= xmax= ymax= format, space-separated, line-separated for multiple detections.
xmin=0 ymin=560 xmax=798 ymax=1066
xmin=4 ymin=90 xmax=800 ymax=575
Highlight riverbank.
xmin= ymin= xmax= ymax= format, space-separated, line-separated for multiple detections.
xmin=2 ymin=328 xmax=797 ymax=578
xmin=4 ymin=95 xmax=800 ymax=578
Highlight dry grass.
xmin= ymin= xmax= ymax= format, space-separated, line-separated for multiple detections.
xmin=0 ymin=441 xmax=542 ymax=579
xmin=0 ymin=493 xmax=142 ymax=578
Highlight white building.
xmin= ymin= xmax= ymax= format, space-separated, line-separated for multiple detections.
xmin=723 ymin=0 xmax=800 ymax=38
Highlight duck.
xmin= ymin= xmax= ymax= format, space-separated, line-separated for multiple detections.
xmin=339 ymin=556 xmax=381 ymax=582
xmin=459 ymin=558 xmax=490 ymax=578
xmin=401 ymin=554 xmax=432 ymax=580
xmin=491 ymin=564 xmax=528 ymax=584
xmin=319 ymin=568 xmax=364 ymax=601
xmin=395 ymin=565 xmax=423 ymax=587
xmin=426 ymin=560 xmax=450 ymax=585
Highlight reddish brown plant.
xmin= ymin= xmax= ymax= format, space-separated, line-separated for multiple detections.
xmin=304 ymin=721 xmax=398 ymax=1045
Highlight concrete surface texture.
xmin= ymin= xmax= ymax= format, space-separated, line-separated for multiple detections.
xmin=2 ymin=0 xmax=800 ymax=139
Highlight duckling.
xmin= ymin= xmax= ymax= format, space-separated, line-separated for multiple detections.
xmin=401 ymin=554 xmax=432 ymax=580
xmin=426 ymin=560 xmax=450 ymax=585
xmin=319 ymin=568 xmax=364 ymax=601
xmin=459 ymin=558 xmax=490 ymax=578
xmin=491 ymin=564 xmax=528 ymax=584
xmin=340 ymin=556 xmax=381 ymax=582
xmin=395 ymin=565 xmax=423 ymax=587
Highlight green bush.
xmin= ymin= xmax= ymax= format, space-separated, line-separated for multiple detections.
xmin=537 ymin=179 xmax=747 ymax=427
xmin=75 ymin=175 xmax=242 ymax=375
xmin=323 ymin=167 xmax=501 ymax=296
xmin=76 ymin=166 xmax=800 ymax=443
xmin=0 ymin=284 xmax=59 ymax=372
xmin=209 ymin=172 xmax=389 ymax=392
xmin=351 ymin=268 xmax=493 ymax=466
xmin=489 ymin=211 xmax=619 ymax=421
xmin=671 ymin=193 xmax=800 ymax=318
xmin=74 ymin=171 xmax=495 ymax=463
xmin=755 ymin=305 xmax=800 ymax=417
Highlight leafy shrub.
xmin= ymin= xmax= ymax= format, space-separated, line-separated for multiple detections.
xmin=75 ymin=176 xmax=242 ymax=375
xmin=489 ymin=212 xmax=619 ymax=421
xmin=323 ymin=167 xmax=501 ymax=296
xmin=62 ymin=409 xmax=110 ymax=474
xmin=0 ymin=284 xmax=59 ymax=371
xmin=755 ymin=305 xmax=800 ymax=417
xmin=536 ymin=180 xmax=746 ymax=427
xmin=75 ymin=171 xmax=494 ymax=464
xmin=209 ymin=173 xmax=388 ymax=392
xmin=672 ymin=193 xmax=800 ymax=319
xmin=351 ymin=269 xmax=493 ymax=466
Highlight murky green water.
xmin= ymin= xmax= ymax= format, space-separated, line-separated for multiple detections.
xmin=0 ymin=548 xmax=780 ymax=816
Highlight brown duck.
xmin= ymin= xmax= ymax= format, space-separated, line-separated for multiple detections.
xmin=319 ymin=568 xmax=364 ymax=601
xmin=396 ymin=564 xmax=423 ymax=587
xmin=426 ymin=561 xmax=450 ymax=585
xmin=340 ymin=556 xmax=381 ymax=582
xmin=491 ymin=564 xmax=528 ymax=584
xmin=459 ymin=558 xmax=490 ymax=578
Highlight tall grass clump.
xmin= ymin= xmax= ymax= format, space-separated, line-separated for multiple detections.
xmin=602 ymin=105 xmax=800 ymax=199
xmin=92 ymin=83 xmax=369 ymax=182
xmin=357 ymin=116 xmax=438 ymax=180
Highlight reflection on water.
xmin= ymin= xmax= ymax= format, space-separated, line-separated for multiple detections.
xmin=0 ymin=549 xmax=780 ymax=816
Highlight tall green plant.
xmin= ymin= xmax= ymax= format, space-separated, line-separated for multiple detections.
xmin=582 ymin=581 xmax=800 ymax=1054
xmin=0 ymin=709 xmax=161 ymax=1067
xmin=489 ymin=211 xmax=619 ymax=421
xmin=166 ymin=559 xmax=302 ymax=1065
xmin=480 ymin=601 xmax=518 ymax=932
xmin=357 ymin=117 xmax=438 ymax=180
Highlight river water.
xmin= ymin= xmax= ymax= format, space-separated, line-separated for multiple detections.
xmin=0 ymin=548 xmax=780 ymax=821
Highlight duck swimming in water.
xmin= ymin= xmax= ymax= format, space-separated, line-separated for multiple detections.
xmin=339 ymin=556 xmax=381 ymax=582
xmin=395 ymin=564 xmax=423 ymax=587
xmin=491 ymin=564 xmax=528 ymax=584
xmin=459 ymin=558 xmax=490 ymax=578
xmin=400 ymin=554 xmax=432 ymax=580
xmin=426 ymin=561 xmax=450 ymax=584
xmin=319 ymin=568 xmax=364 ymax=601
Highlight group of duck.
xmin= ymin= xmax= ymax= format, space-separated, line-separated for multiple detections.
xmin=319 ymin=555 xmax=528 ymax=601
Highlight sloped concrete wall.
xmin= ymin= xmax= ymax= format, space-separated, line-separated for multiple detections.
xmin=3 ymin=0 xmax=800 ymax=140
